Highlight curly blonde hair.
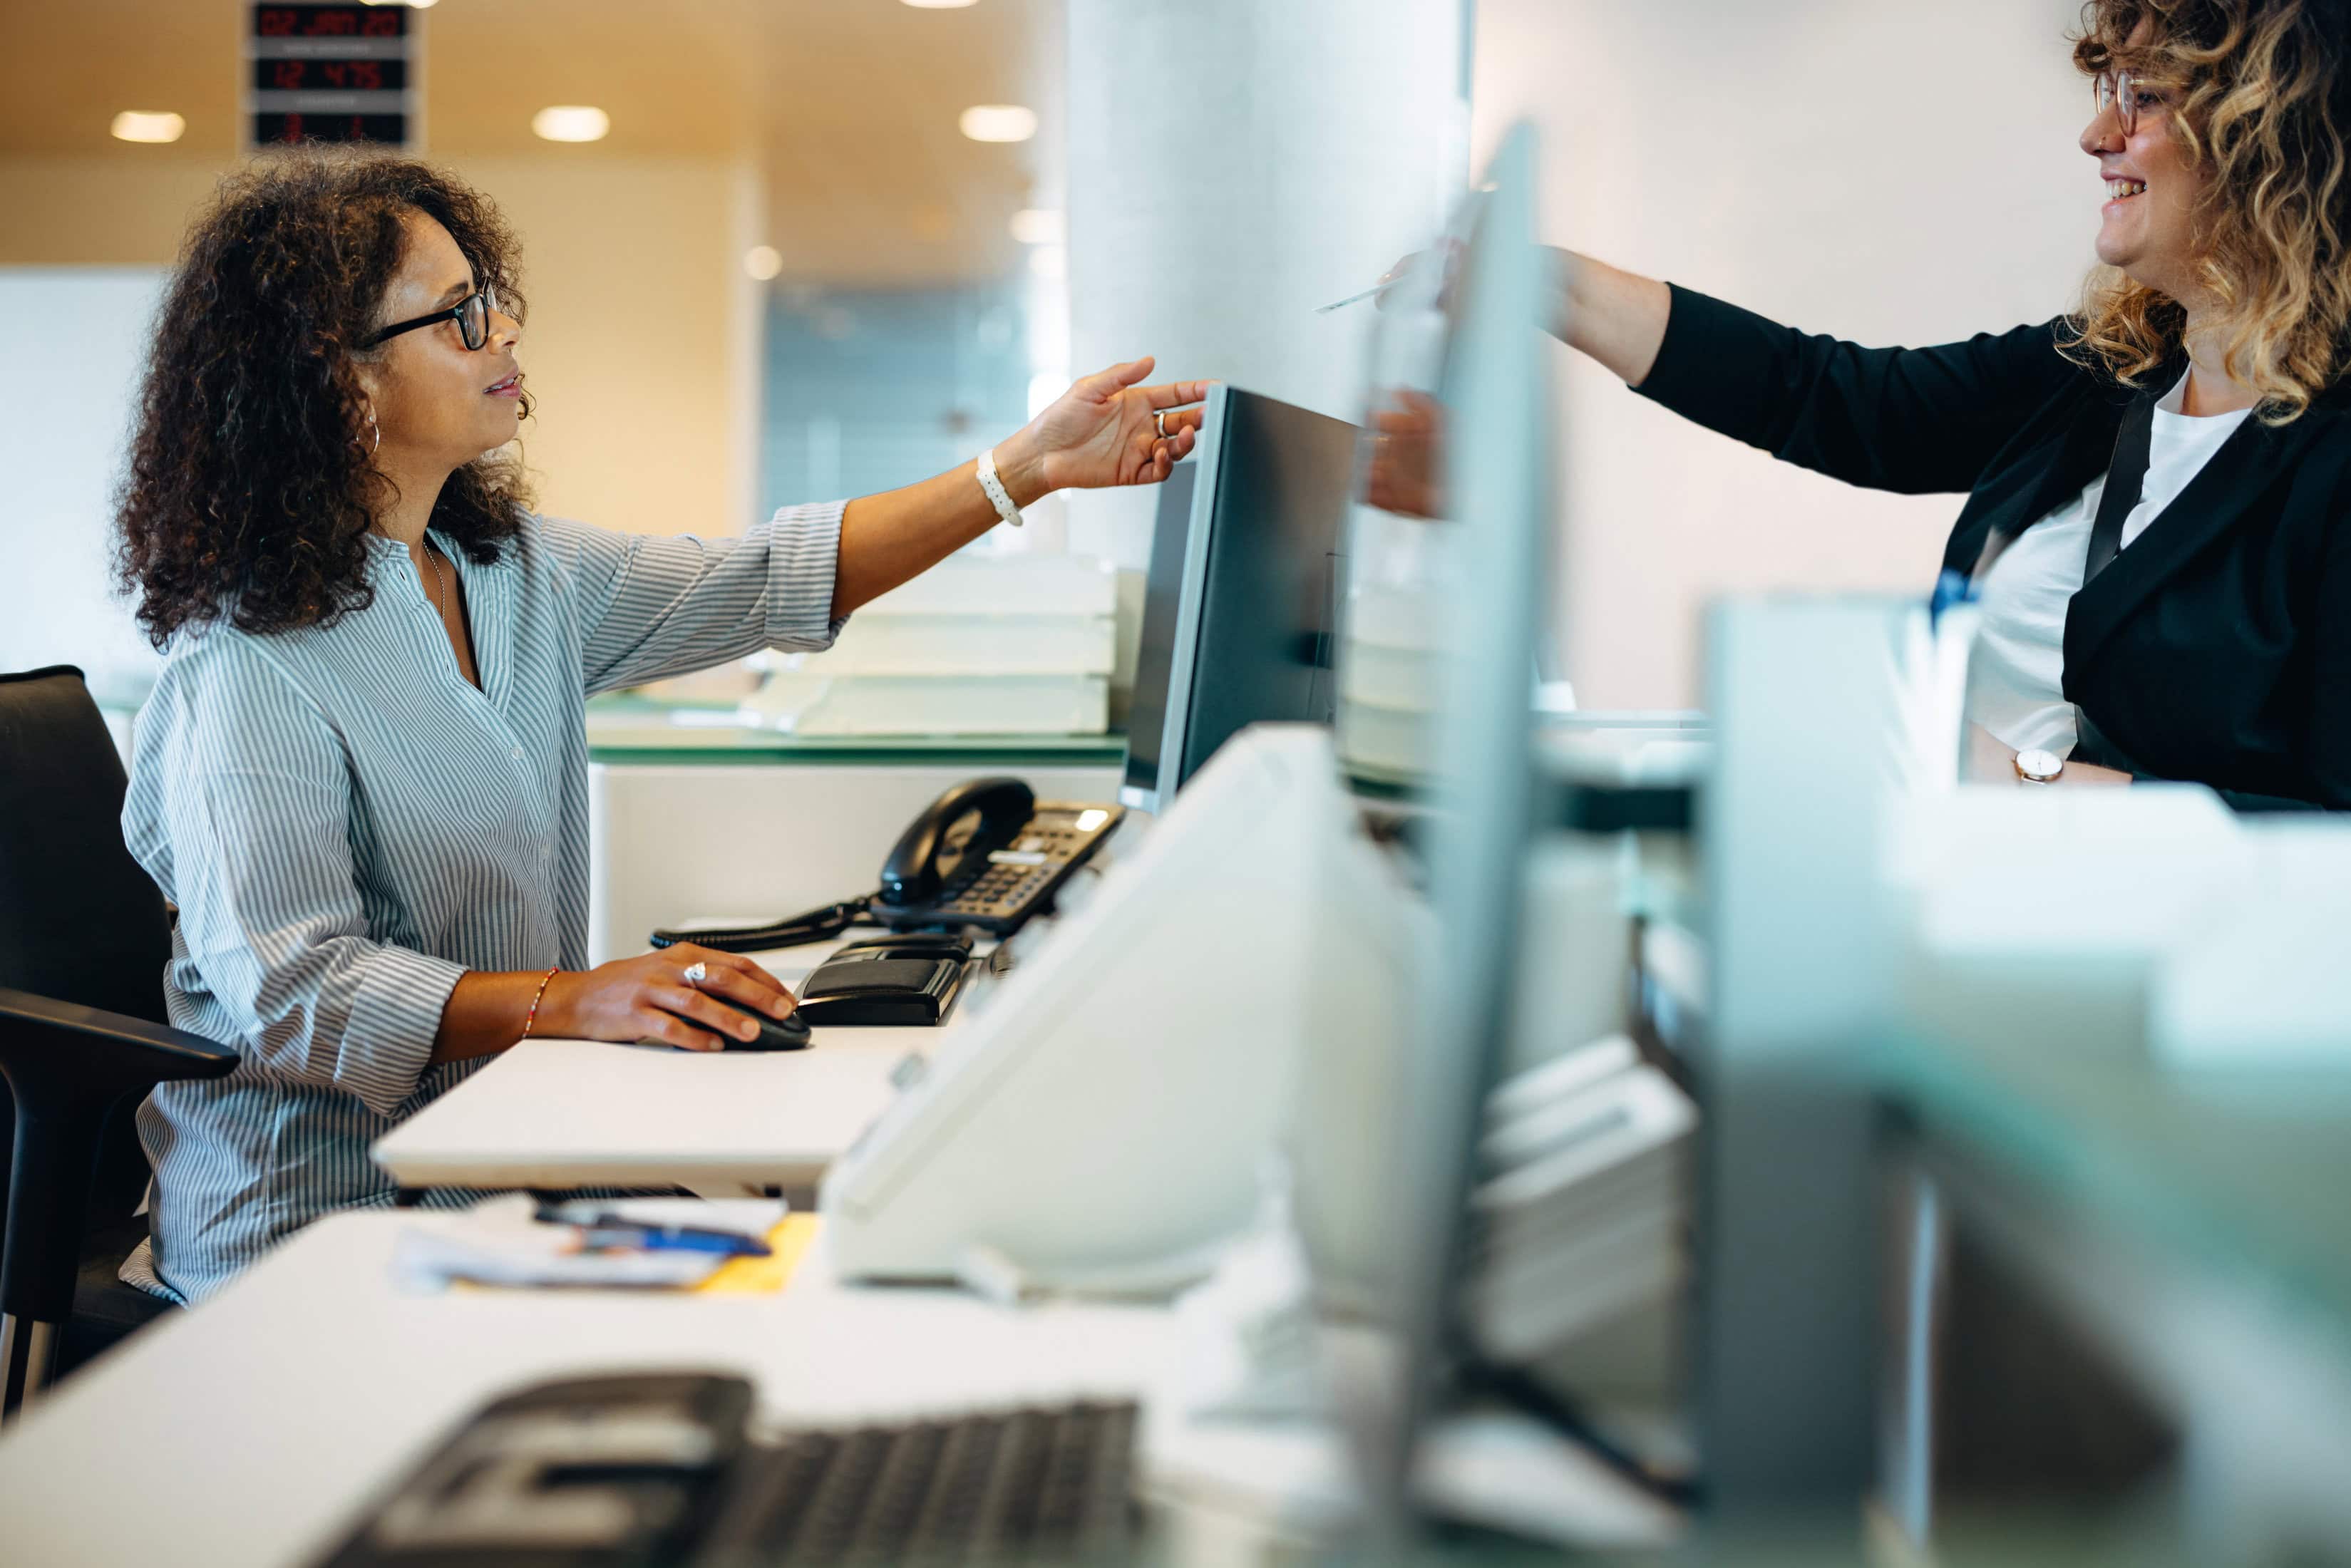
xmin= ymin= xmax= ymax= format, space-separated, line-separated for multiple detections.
xmin=2064 ymin=0 xmax=2351 ymax=423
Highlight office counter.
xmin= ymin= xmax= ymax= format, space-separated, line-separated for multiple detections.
xmin=581 ymin=693 xmax=1125 ymax=768
xmin=0 ymin=1212 xmax=1178 ymax=1568
xmin=1874 ymin=1029 xmax=2351 ymax=1540
xmin=581 ymin=697 xmax=1125 ymax=964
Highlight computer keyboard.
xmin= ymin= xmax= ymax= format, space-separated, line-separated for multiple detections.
xmin=318 ymin=1373 xmax=1139 ymax=1568
xmin=699 ymin=1403 xmax=1139 ymax=1564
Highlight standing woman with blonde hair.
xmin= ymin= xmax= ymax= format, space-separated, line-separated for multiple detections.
xmin=1541 ymin=0 xmax=2351 ymax=805
xmin=113 ymin=153 xmax=1206 ymax=1302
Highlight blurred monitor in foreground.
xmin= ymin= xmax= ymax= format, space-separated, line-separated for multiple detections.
xmin=1295 ymin=123 xmax=1689 ymax=1552
xmin=1301 ymin=121 xmax=1567 ymax=1537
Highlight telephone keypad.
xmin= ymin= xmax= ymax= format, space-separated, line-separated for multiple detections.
xmin=900 ymin=803 xmax=1122 ymax=930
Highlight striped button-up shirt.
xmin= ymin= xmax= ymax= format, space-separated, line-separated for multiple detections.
xmin=120 ymin=504 xmax=846 ymax=1302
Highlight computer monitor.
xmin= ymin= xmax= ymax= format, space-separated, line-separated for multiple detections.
xmin=1119 ymin=386 xmax=1360 ymax=815
xmin=1299 ymin=122 xmax=1561 ymax=1543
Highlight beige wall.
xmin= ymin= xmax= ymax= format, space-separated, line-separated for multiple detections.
xmin=454 ymin=157 xmax=761 ymax=539
xmin=1473 ymin=0 xmax=2097 ymax=709
xmin=0 ymin=152 xmax=760 ymax=542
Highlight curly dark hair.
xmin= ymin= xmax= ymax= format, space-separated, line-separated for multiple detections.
xmin=115 ymin=151 xmax=534 ymax=649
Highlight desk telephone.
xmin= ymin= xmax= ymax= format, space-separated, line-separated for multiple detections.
xmin=649 ymin=779 xmax=1123 ymax=1023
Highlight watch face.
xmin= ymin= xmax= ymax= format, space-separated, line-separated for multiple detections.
xmin=2016 ymin=748 xmax=2062 ymax=783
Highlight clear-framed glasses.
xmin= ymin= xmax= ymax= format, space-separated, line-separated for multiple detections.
xmin=2093 ymin=69 xmax=2141 ymax=135
xmin=366 ymin=284 xmax=497 ymax=351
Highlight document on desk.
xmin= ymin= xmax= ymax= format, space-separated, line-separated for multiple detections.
xmin=393 ymin=1196 xmax=798 ymax=1292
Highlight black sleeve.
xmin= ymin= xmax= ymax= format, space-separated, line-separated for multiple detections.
xmin=1631 ymin=284 xmax=2082 ymax=496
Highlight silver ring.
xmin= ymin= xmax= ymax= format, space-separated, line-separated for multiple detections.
xmin=1154 ymin=408 xmax=1169 ymax=440
xmin=682 ymin=961 xmax=707 ymax=986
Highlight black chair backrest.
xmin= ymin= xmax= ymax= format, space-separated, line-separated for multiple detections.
xmin=0 ymin=666 xmax=175 ymax=1226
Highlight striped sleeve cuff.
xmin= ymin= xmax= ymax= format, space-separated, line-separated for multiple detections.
xmin=344 ymin=944 xmax=468 ymax=1118
xmin=762 ymin=500 xmax=850 ymax=652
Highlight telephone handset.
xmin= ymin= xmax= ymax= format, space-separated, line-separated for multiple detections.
xmin=648 ymin=777 xmax=1123 ymax=955
xmin=877 ymin=777 xmax=1036 ymax=909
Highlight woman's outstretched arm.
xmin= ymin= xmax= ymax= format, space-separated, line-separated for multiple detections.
xmin=1550 ymin=249 xmax=1673 ymax=388
xmin=831 ymin=356 xmax=1208 ymax=619
xmin=1553 ymin=249 xmax=2078 ymax=496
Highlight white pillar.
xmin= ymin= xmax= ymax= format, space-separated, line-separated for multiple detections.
xmin=1063 ymin=0 xmax=1469 ymax=569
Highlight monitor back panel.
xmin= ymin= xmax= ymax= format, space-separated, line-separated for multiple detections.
xmin=1179 ymin=391 xmax=1359 ymax=788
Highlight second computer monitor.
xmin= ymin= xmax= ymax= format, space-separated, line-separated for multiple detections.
xmin=1120 ymin=385 xmax=1359 ymax=814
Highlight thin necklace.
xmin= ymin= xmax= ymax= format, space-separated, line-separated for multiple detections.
xmin=424 ymin=542 xmax=450 ymax=621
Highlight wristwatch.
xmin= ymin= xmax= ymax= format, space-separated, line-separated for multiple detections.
xmin=2015 ymin=748 xmax=2064 ymax=785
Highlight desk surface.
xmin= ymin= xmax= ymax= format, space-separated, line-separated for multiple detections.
xmin=0 ymin=1212 xmax=1177 ymax=1568
xmin=372 ymin=939 xmax=933 ymax=1194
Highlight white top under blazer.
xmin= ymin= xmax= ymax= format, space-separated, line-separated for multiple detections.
xmin=1967 ymin=371 xmax=2254 ymax=755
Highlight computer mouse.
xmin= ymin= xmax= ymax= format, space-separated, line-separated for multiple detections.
xmin=705 ymin=995 xmax=811 ymax=1052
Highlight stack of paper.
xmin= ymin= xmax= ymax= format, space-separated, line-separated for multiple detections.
xmin=1464 ymin=1036 xmax=1697 ymax=1362
xmin=743 ymin=554 xmax=1117 ymax=736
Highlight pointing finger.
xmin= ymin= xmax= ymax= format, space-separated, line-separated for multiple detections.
xmin=1141 ymin=379 xmax=1211 ymax=410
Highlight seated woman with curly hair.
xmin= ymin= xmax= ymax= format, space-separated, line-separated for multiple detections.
xmin=113 ymin=152 xmax=1205 ymax=1302
xmin=1542 ymin=0 xmax=2351 ymax=805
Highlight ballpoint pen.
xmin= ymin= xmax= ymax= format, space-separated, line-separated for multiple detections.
xmin=577 ymin=1223 xmax=773 ymax=1258
xmin=1315 ymin=282 xmax=1388 ymax=314
xmin=534 ymin=1202 xmax=774 ymax=1257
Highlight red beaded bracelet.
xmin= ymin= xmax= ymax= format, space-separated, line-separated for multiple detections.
xmin=520 ymin=966 xmax=561 ymax=1041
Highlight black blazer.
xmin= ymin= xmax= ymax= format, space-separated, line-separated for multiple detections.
xmin=1635 ymin=284 xmax=2351 ymax=810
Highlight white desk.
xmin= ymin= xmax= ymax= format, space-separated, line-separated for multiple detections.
xmin=371 ymin=939 xmax=935 ymax=1197
xmin=0 ymin=1211 xmax=1178 ymax=1568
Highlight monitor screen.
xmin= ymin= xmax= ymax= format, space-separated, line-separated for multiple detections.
xmin=1120 ymin=460 xmax=1198 ymax=807
xmin=1120 ymin=387 xmax=1359 ymax=813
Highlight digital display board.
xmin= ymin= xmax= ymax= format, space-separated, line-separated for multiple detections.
xmin=245 ymin=4 xmax=423 ymax=151
xmin=252 ymin=59 xmax=410 ymax=93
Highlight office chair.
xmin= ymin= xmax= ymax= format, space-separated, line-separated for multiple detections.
xmin=0 ymin=666 xmax=237 ymax=1417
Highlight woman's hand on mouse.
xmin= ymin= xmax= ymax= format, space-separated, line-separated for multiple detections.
xmin=537 ymin=944 xmax=797 ymax=1052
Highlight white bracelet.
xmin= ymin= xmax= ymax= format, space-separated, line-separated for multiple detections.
xmin=975 ymin=447 xmax=1024 ymax=528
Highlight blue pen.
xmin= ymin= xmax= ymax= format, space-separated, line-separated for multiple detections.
xmin=575 ymin=1222 xmax=772 ymax=1259
xmin=535 ymin=1202 xmax=773 ymax=1257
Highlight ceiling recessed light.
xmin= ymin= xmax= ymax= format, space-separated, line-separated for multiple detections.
xmin=744 ymin=246 xmax=783 ymax=282
xmin=532 ymin=105 xmax=610 ymax=143
xmin=361 ymin=0 xmax=436 ymax=7
xmin=110 ymin=111 xmax=185 ymax=145
xmin=959 ymin=105 xmax=1037 ymax=144
xmin=1009 ymin=208 xmax=1064 ymax=245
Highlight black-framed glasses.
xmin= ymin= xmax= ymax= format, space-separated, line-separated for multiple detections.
xmin=366 ymin=285 xmax=497 ymax=351
xmin=2093 ymin=69 xmax=2143 ymax=134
